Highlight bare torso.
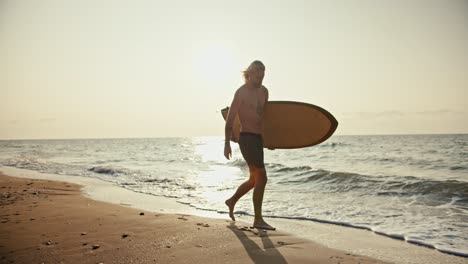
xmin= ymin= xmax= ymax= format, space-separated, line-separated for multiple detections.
xmin=226 ymin=84 xmax=269 ymax=135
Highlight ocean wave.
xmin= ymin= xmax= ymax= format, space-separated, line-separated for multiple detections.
xmin=275 ymin=168 xmax=468 ymax=201
xmin=2 ymin=144 xmax=25 ymax=149
xmin=275 ymin=169 xmax=384 ymax=197
xmin=88 ymin=166 xmax=123 ymax=175
xmin=140 ymin=177 xmax=196 ymax=191
xmin=120 ymin=182 xmax=137 ymax=186
xmin=266 ymin=163 xmax=317 ymax=174
xmin=395 ymin=178 xmax=468 ymax=198
xmin=273 ymin=165 xmax=314 ymax=173
xmin=1 ymin=157 xmax=55 ymax=172
xmin=275 ymin=167 xmax=369 ymax=183
xmin=450 ymin=165 xmax=467 ymax=171
xmin=143 ymin=178 xmax=173 ymax=183
xmin=264 ymin=163 xmax=285 ymax=170
xmin=317 ymin=142 xmax=351 ymax=148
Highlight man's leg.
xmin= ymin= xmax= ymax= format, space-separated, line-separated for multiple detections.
xmin=252 ymin=167 xmax=275 ymax=230
xmin=225 ymin=169 xmax=256 ymax=221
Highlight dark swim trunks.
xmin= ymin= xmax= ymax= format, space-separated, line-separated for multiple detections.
xmin=238 ymin=132 xmax=265 ymax=169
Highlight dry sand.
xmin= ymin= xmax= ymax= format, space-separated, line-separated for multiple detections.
xmin=0 ymin=173 xmax=388 ymax=264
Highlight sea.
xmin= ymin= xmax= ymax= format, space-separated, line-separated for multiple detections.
xmin=0 ymin=134 xmax=467 ymax=257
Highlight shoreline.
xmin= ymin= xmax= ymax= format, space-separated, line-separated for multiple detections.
xmin=1 ymin=166 xmax=467 ymax=263
xmin=0 ymin=172 xmax=385 ymax=264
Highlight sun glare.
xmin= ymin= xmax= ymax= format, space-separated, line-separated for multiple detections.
xmin=192 ymin=44 xmax=238 ymax=83
xmin=193 ymin=136 xmax=227 ymax=164
xmin=191 ymin=137 xmax=242 ymax=201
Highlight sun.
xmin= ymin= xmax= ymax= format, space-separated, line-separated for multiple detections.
xmin=192 ymin=44 xmax=238 ymax=83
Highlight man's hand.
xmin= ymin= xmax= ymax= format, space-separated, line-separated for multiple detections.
xmin=224 ymin=143 xmax=232 ymax=160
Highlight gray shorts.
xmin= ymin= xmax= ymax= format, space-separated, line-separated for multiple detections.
xmin=238 ymin=132 xmax=265 ymax=169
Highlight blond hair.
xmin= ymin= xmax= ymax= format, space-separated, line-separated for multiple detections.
xmin=242 ymin=60 xmax=265 ymax=83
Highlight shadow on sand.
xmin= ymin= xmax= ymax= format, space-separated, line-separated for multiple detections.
xmin=227 ymin=223 xmax=288 ymax=264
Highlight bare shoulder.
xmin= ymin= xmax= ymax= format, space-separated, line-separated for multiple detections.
xmin=235 ymin=84 xmax=248 ymax=96
xmin=262 ymin=85 xmax=269 ymax=96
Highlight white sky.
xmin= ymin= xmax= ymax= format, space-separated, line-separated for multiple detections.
xmin=1 ymin=0 xmax=467 ymax=139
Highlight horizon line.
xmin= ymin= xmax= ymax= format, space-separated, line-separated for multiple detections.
xmin=1 ymin=132 xmax=467 ymax=141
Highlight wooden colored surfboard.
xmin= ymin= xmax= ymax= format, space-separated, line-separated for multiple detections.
xmin=221 ymin=101 xmax=338 ymax=149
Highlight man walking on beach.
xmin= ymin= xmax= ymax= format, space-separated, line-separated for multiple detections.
xmin=224 ymin=60 xmax=275 ymax=230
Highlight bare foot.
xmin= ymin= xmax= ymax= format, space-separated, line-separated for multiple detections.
xmin=253 ymin=220 xmax=276 ymax=230
xmin=225 ymin=199 xmax=235 ymax=221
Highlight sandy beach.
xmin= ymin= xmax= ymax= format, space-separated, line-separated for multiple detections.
xmin=1 ymin=169 xmax=467 ymax=264
xmin=0 ymin=173 xmax=389 ymax=264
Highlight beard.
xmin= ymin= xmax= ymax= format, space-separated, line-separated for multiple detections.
xmin=251 ymin=79 xmax=263 ymax=88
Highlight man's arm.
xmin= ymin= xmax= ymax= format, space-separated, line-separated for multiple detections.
xmin=224 ymin=89 xmax=241 ymax=159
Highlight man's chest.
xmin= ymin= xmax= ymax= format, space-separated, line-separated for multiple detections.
xmin=241 ymin=90 xmax=266 ymax=115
